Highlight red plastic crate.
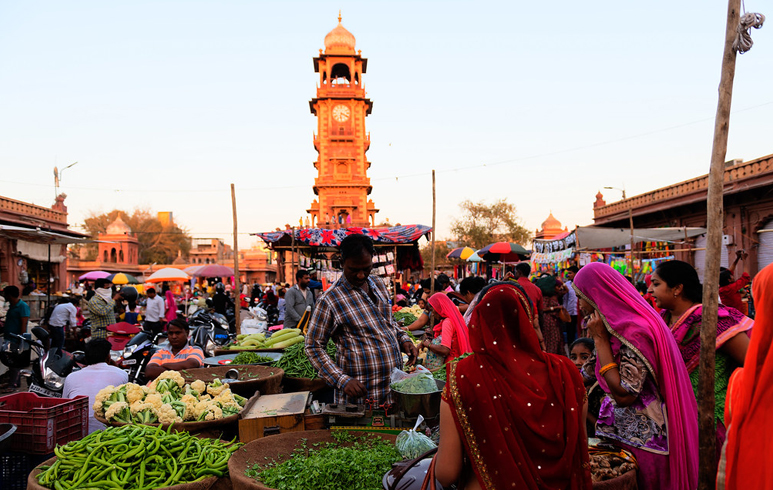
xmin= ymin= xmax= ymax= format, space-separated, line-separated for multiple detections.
xmin=0 ymin=392 xmax=88 ymax=454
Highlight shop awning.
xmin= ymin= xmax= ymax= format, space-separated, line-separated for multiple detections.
xmin=253 ymin=224 xmax=432 ymax=248
xmin=575 ymin=226 xmax=708 ymax=250
xmin=0 ymin=224 xmax=92 ymax=245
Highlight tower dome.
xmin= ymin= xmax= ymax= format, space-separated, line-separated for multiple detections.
xmin=324 ymin=14 xmax=356 ymax=54
xmin=106 ymin=216 xmax=132 ymax=235
xmin=541 ymin=212 xmax=562 ymax=231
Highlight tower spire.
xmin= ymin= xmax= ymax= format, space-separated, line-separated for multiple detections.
xmin=338 ymin=10 xmax=342 ymax=23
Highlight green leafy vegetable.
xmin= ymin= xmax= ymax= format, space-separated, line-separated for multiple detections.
xmin=232 ymin=352 xmax=274 ymax=365
xmin=246 ymin=431 xmax=401 ymax=490
xmin=391 ymin=372 xmax=438 ymax=394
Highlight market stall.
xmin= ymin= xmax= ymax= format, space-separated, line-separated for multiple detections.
xmin=532 ymin=226 xmax=709 ymax=282
xmin=254 ymin=225 xmax=431 ymax=298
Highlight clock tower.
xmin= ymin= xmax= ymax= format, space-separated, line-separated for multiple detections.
xmin=307 ymin=15 xmax=378 ymax=228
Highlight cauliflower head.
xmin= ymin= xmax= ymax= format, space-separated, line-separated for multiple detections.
xmin=105 ymin=401 xmax=130 ymax=422
xmin=180 ymin=394 xmax=198 ymax=421
xmin=130 ymin=401 xmax=157 ymax=415
xmin=144 ymin=393 xmax=163 ymax=409
xmin=125 ymin=383 xmax=145 ymax=404
xmin=93 ymin=385 xmax=117 ymax=416
xmin=157 ymin=403 xmax=183 ymax=425
xmin=193 ymin=400 xmax=223 ymax=421
xmin=206 ymin=380 xmax=227 ymax=396
xmin=157 ymin=370 xmax=186 ymax=388
xmin=190 ymin=380 xmax=206 ymax=394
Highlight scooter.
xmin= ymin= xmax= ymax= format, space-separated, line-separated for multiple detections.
xmin=112 ymin=329 xmax=166 ymax=384
xmin=188 ymin=309 xmax=233 ymax=357
xmin=0 ymin=327 xmax=83 ymax=398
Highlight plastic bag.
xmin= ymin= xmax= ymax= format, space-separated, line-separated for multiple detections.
xmin=390 ymin=365 xmax=439 ymax=394
xmin=395 ymin=415 xmax=437 ymax=459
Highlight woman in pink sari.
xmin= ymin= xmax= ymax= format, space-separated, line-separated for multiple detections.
xmin=421 ymin=293 xmax=472 ymax=365
xmin=164 ymin=290 xmax=177 ymax=323
xmin=573 ymin=262 xmax=698 ymax=490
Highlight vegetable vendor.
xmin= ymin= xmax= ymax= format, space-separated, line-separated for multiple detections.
xmin=306 ymin=234 xmax=418 ymax=405
xmin=145 ymin=318 xmax=205 ymax=380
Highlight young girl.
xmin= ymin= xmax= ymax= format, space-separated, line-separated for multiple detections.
xmin=570 ymin=338 xmax=603 ymax=437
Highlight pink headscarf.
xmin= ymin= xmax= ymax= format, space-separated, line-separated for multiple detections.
xmin=428 ymin=293 xmax=472 ymax=354
xmin=164 ymin=290 xmax=177 ymax=322
xmin=573 ymin=262 xmax=698 ymax=490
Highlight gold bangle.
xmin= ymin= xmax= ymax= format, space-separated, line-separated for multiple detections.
xmin=599 ymin=362 xmax=619 ymax=376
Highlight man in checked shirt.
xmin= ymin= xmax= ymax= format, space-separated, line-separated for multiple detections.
xmin=306 ymin=234 xmax=418 ymax=405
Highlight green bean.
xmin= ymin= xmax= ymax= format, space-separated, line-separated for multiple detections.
xmin=35 ymin=425 xmax=242 ymax=490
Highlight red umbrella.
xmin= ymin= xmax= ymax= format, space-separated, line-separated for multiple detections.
xmin=477 ymin=242 xmax=531 ymax=263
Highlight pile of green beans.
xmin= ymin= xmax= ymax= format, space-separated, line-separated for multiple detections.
xmin=273 ymin=341 xmax=336 ymax=378
xmin=36 ymin=424 xmax=242 ymax=490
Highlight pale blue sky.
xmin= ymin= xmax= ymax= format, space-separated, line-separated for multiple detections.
xmin=1 ymin=1 xmax=771 ymax=247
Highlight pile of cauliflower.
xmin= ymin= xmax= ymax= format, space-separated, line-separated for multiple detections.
xmin=93 ymin=371 xmax=247 ymax=425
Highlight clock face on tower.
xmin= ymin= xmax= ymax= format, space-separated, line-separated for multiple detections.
xmin=332 ymin=105 xmax=350 ymax=122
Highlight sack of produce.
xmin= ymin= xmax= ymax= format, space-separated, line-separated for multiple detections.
xmin=390 ymin=365 xmax=438 ymax=394
xmin=395 ymin=415 xmax=437 ymax=459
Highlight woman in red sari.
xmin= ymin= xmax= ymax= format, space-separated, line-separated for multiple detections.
xmin=422 ymin=293 xmax=472 ymax=365
xmin=719 ymin=262 xmax=773 ymax=488
xmin=435 ymin=282 xmax=591 ymax=490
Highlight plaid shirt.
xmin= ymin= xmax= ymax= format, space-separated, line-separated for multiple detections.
xmin=306 ymin=275 xmax=411 ymax=405
xmin=87 ymin=295 xmax=115 ymax=339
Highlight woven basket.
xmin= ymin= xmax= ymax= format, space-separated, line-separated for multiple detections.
xmin=180 ymin=365 xmax=284 ymax=398
xmin=95 ymin=392 xmax=260 ymax=434
xmin=229 ymin=429 xmax=397 ymax=490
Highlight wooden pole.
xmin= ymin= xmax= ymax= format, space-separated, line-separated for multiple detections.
xmin=628 ymin=207 xmax=635 ymax=279
xmin=700 ymin=1 xmax=740 ymax=487
xmin=392 ymin=245 xmax=398 ymax=303
xmin=231 ymin=184 xmax=241 ymax=335
xmin=291 ymin=227 xmax=297 ymax=286
xmin=430 ymin=170 xmax=436 ymax=297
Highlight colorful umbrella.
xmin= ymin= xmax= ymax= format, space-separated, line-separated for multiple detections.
xmin=183 ymin=265 xmax=204 ymax=275
xmin=477 ymin=242 xmax=531 ymax=262
xmin=446 ymin=247 xmax=478 ymax=260
xmin=191 ymin=264 xmax=235 ymax=277
xmin=106 ymin=272 xmax=140 ymax=285
xmin=466 ymin=251 xmax=484 ymax=262
xmin=146 ymin=267 xmax=190 ymax=283
xmin=79 ymin=271 xmax=110 ymax=281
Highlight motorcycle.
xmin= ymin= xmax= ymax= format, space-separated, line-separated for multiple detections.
xmin=112 ymin=329 xmax=167 ymax=384
xmin=257 ymin=300 xmax=280 ymax=326
xmin=0 ymin=327 xmax=83 ymax=398
xmin=188 ymin=309 xmax=233 ymax=357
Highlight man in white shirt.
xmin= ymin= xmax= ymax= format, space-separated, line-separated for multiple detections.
xmin=47 ymin=297 xmax=78 ymax=352
xmin=62 ymin=339 xmax=128 ymax=433
xmin=144 ymin=287 xmax=166 ymax=335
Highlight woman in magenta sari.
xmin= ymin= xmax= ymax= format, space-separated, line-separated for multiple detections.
xmin=573 ymin=262 xmax=698 ymax=490
xmin=649 ymin=260 xmax=751 ymax=453
xmin=164 ymin=290 xmax=177 ymax=323
xmin=422 ymin=293 xmax=472 ymax=365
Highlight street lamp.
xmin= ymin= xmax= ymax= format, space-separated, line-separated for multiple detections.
xmin=53 ymin=161 xmax=78 ymax=197
xmin=604 ymin=186 xmax=635 ymax=276
xmin=603 ymin=186 xmax=626 ymax=199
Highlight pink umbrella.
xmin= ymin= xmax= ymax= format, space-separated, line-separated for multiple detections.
xmin=191 ymin=264 xmax=235 ymax=277
xmin=79 ymin=271 xmax=110 ymax=281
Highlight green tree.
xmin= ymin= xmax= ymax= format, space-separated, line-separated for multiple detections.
xmin=81 ymin=208 xmax=191 ymax=264
xmin=420 ymin=240 xmax=453 ymax=271
xmin=450 ymin=199 xmax=532 ymax=249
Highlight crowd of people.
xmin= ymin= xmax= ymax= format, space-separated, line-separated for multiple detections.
xmin=302 ymin=236 xmax=763 ymax=489
xmin=2 ymin=234 xmax=769 ymax=487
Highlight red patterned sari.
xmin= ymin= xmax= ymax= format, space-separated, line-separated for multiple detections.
xmin=443 ymin=283 xmax=592 ymax=489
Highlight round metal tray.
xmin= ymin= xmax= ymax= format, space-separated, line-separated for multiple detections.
xmin=203 ymin=352 xmax=283 ymax=367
